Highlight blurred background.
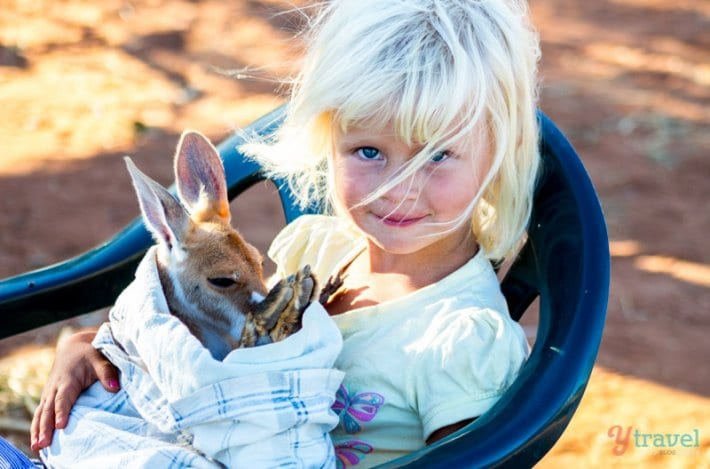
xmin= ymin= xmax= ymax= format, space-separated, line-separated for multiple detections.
xmin=0 ymin=0 xmax=708 ymax=466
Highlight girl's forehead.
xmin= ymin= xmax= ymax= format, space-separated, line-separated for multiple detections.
xmin=336 ymin=120 xmax=397 ymax=138
xmin=333 ymin=114 xmax=485 ymax=151
xmin=335 ymin=113 xmax=436 ymax=139
xmin=334 ymin=121 xmax=429 ymax=151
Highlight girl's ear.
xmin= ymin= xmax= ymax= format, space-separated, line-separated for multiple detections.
xmin=174 ymin=130 xmax=230 ymax=223
xmin=124 ymin=157 xmax=190 ymax=250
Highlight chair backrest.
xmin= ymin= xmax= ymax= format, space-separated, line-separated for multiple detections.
xmin=0 ymin=107 xmax=609 ymax=468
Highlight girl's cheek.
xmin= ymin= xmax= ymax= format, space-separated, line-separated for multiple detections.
xmin=332 ymin=162 xmax=370 ymax=207
xmin=427 ymin=165 xmax=481 ymax=204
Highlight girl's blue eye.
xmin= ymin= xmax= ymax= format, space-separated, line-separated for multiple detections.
xmin=431 ymin=151 xmax=449 ymax=163
xmin=357 ymin=147 xmax=380 ymax=160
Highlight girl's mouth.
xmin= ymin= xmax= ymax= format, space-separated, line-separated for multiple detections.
xmin=377 ymin=214 xmax=427 ymax=227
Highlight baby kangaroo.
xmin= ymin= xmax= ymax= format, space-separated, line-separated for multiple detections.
xmin=124 ymin=131 xmax=327 ymax=360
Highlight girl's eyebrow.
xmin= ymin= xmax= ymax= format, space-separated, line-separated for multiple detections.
xmin=336 ymin=133 xmax=385 ymax=148
xmin=336 ymin=134 xmax=369 ymax=146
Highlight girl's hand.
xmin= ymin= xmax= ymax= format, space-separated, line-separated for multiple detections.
xmin=30 ymin=329 xmax=120 ymax=451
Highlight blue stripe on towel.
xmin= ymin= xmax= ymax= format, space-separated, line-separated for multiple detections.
xmin=0 ymin=436 xmax=36 ymax=469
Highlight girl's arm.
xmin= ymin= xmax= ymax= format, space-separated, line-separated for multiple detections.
xmin=30 ymin=328 xmax=120 ymax=451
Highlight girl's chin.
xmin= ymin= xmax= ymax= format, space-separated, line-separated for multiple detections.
xmin=364 ymin=235 xmax=431 ymax=256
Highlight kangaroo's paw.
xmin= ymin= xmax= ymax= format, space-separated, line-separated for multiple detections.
xmin=252 ymin=276 xmax=296 ymax=331
xmin=269 ymin=265 xmax=316 ymax=342
xmin=240 ymin=276 xmax=295 ymax=347
xmin=293 ymin=264 xmax=316 ymax=312
xmin=319 ymin=267 xmax=346 ymax=305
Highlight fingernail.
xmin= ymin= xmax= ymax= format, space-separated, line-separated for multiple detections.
xmin=109 ymin=379 xmax=119 ymax=389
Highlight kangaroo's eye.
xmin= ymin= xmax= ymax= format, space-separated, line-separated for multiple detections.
xmin=208 ymin=277 xmax=237 ymax=288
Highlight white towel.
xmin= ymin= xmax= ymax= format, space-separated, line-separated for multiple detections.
xmin=41 ymin=247 xmax=345 ymax=468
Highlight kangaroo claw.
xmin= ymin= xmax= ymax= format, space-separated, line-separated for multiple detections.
xmin=319 ymin=268 xmax=346 ymax=305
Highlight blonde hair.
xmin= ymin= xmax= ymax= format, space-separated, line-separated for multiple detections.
xmin=244 ymin=0 xmax=541 ymax=260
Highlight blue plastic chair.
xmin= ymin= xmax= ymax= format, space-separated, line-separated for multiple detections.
xmin=0 ymin=106 xmax=609 ymax=468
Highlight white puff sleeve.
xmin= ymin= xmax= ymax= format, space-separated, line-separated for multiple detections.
xmin=409 ymin=307 xmax=529 ymax=440
xmin=267 ymin=214 xmax=365 ymax=284
xmin=267 ymin=215 xmax=315 ymax=279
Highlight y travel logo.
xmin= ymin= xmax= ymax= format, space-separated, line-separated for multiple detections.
xmin=608 ymin=425 xmax=701 ymax=456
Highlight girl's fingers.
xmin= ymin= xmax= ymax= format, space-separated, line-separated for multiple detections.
xmin=54 ymin=379 xmax=83 ymax=431
xmin=30 ymin=397 xmax=45 ymax=450
xmin=29 ymin=329 xmax=104 ymax=451
xmin=93 ymin=355 xmax=120 ymax=393
xmin=37 ymin=389 xmax=57 ymax=450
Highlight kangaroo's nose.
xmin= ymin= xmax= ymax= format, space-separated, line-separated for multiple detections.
xmin=251 ymin=291 xmax=266 ymax=303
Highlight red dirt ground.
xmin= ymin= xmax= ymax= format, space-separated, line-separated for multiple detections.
xmin=1 ymin=0 xmax=708 ymax=466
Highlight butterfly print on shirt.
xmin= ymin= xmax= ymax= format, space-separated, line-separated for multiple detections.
xmin=332 ymin=384 xmax=385 ymax=434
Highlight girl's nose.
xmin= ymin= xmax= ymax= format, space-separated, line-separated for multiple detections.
xmin=382 ymin=167 xmax=424 ymax=203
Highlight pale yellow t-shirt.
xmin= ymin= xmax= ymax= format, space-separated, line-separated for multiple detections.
xmin=269 ymin=215 xmax=530 ymax=468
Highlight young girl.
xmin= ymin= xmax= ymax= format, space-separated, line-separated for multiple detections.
xmin=31 ymin=0 xmax=541 ymax=466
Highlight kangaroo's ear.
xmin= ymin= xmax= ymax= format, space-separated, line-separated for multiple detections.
xmin=174 ymin=130 xmax=230 ymax=223
xmin=124 ymin=157 xmax=190 ymax=250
